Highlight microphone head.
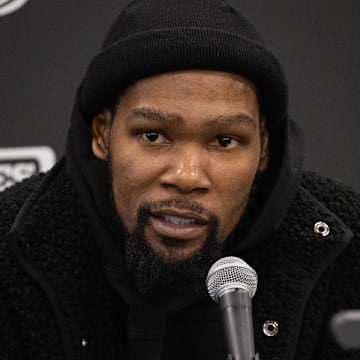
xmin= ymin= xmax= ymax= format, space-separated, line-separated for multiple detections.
xmin=206 ymin=256 xmax=258 ymax=303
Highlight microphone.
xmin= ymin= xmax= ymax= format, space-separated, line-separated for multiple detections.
xmin=206 ymin=256 xmax=258 ymax=360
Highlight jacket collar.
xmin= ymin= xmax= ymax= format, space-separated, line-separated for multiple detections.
xmin=246 ymin=186 xmax=353 ymax=359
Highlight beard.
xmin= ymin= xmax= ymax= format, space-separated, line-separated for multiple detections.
xmin=106 ymin=164 xmax=265 ymax=299
xmin=122 ymin=199 xmax=223 ymax=298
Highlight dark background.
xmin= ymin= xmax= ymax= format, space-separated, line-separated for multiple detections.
xmin=1 ymin=0 xmax=359 ymax=191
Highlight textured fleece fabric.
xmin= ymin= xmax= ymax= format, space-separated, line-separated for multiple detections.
xmin=0 ymin=161 xmax=360 ymax=360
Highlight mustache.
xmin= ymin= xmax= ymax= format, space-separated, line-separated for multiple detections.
xmin=147 ymin=198 xmax=208 ymax=215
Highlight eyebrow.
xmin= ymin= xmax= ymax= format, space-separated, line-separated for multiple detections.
xmin=126 ymin=107 xmax=183 ymax=127
xmin=207 ymin=114 xmax=257 ymax=129
xmin=127 ymin=107 xmax=257 ymax=128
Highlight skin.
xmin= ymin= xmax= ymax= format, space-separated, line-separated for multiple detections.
xmin=91 ymin=70 xmax=269 ymax=263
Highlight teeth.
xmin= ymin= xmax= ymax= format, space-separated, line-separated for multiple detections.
xmin=162 ymin=215 xmax=197 ymax=226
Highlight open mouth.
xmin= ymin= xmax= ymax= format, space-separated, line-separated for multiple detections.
xmin=161 ymin=214 xmax=198 ymax=226
xmin=155 ymin=213 xmax=207 ymax=226
xmin=149 ymin=210 xmax=208 ymax=240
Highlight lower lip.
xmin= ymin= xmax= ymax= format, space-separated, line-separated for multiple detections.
xmin=149 ymin=215 xmax=207 ymax=240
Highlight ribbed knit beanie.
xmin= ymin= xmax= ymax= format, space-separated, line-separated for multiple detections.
xmin=80 ymin=0 xmax=288 ymax=126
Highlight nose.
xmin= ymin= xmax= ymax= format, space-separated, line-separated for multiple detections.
xmin=159 ymin=146 xmax=211 ymax=194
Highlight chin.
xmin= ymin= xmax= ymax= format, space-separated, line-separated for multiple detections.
xmin=147 ymin=238 xmax=204 ymax=264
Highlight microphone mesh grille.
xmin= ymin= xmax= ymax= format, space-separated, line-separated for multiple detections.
xmin=206 ymin=256 xmax=258 ymax=301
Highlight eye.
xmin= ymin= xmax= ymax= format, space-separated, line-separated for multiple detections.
xmin=143 ymin=131 xmax=159 ymax=142
xmin=211 ymin=135 xmax=240 ymax=149
xmin=138 ymin=131 xmax=168 ymax=144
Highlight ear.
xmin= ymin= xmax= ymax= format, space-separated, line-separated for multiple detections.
xmin=91 ymin=110 xmax=112 ymax=161
xmin=258 ymin=117 xmax=269 ymax=172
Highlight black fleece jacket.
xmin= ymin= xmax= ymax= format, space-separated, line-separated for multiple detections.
xmin=1 ymin=160 xmax=360 ymax=360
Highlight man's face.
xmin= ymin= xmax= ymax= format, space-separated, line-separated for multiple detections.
xmin=92 ymin=70 xmax=268 ymax=264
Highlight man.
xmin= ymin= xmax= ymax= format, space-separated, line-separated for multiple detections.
xmin=1 ymin=0 xmax=359 ymax=359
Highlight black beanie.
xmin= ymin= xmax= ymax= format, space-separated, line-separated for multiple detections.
xmin=80 ymin=0 xmax=288 ymax=126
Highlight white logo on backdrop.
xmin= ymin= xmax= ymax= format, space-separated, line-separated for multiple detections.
xmin=0 ymin=0 xmax=28 ymax=17
xmin=0 ymin=146 xmax=56 ymax=191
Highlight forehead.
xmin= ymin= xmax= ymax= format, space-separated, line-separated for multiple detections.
xmin=119 ymin=70 xmax=259 ymax=111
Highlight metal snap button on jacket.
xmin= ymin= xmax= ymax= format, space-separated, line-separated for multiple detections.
xmin=314 ymin=221 xmax=330 ymax=237
xmin=263 ymin=320 xmax=279 ymax=336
